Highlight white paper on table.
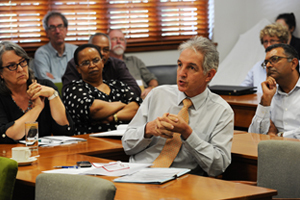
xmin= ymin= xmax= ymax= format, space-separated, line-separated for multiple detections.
xmin=42 ymin=167 xmax=93 ymax=175
xmin=89 ymin=125 xmax=128 ymax=137
xmin=42 ymin=136 xmax=86 ymax=142
xmin=42 ymin=162 xmax=152 ymax=177
xmin=113 ymin=168 xmax=191 ymax=184
xmin=83 ymin=162 xmax=152 ymax=176
xmin=19 ymin=136 xmax=86 ymax=147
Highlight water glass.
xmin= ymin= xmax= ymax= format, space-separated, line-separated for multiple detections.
xmin=25 ymin=122 xmax=39 ymax=152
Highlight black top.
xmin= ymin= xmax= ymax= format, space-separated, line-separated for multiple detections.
xmin=62 ymin=57 xmax=141 ymax=96
xmin=290 ymin=35 xmax=300 ymax=58
xmin=63 ymin=79 xmax=142 ymax=135
xmin=0 ymin=79 xmax=75 ymax=144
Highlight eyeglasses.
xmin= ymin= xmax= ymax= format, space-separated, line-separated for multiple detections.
xmin=47 ymin=24 xmax=65 ymax=32
xmin=262 ymin=39 xmax=281 ymax=46
xmin=1 ymin=59 xmax=29 ymax=71
xmin=79 ymin=57 xmax=101 ymax=67
xmin=261 ymin=56 xmax=292 ymax=69
xmin=110 ymin=37 xmax=125 ymax=42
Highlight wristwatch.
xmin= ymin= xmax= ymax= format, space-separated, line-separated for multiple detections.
xmin=48 ymin=90 xmax=59 ymax=100
xmin=113 ymin=114 xmax=118 ymax=123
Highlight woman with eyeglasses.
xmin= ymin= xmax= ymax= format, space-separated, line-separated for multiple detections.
xmin=63 ymin=44 xmax=142 ymax=135
xmin=0 ymin=41 xmax=74 ymax=144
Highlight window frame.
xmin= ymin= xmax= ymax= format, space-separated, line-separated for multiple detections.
xmin=0 ymin=0 xmax=210 ymax=57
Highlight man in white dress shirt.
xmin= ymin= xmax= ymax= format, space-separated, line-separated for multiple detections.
xmin=122 ymin=36 xmax=234 ymax=177
xmin=249 ymin=43 xmax=300 ymax=138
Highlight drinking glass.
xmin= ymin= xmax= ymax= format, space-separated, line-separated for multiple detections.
xmin=25 ymin=122 xmax=39 ymax=153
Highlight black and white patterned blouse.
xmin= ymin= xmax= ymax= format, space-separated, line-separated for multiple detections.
xmin=63 ymin=79 xmax=142 ymax=135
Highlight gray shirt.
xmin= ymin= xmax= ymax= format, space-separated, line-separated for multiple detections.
xmin=122 ymin=85 xmax=234 ymax=176
xmin=33 ymin=42 xmax=77 ymax=83
xmin=124 ymin=55 xmax=156 ymax=87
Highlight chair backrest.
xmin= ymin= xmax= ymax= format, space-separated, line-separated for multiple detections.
xmin=257 ymin=140 xmax=300 ymax=198
xmin=35 ymin=173 xmax=116 ymax=200
xmin=147 ymin=65 xmax=177 ymax=85
xmin=0 ymin=157 xmax=18 ymax=200
xmin=54 ymin=82 xmax=63 ymax=96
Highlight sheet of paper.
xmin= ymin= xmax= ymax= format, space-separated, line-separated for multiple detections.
xmin=42 ymin=162 xmax=152 ymax=177
xmin=83 ymin=162 xmax=152 ymax=176
xmin=20 ymin=136 xmax=86 ymax=147
xmin=90 ymin=125 xmax=128 ymax=137
xmin=43 ymin=167 xmax=93 ymax=175
xmin=113 ymin=168 xmax=191 ymax=184
xmin=42 ymin=136 xmax=86 ymax=142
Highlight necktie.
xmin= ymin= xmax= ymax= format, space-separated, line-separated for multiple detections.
xmin=152 ymin=98 xmax=193 ymax=168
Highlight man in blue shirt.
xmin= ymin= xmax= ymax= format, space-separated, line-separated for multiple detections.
xmin=33 ymin=11 xmax=77 ymax=83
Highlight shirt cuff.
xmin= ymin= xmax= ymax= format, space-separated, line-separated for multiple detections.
xmin=256 ymin=104 xmax=271 ymax=119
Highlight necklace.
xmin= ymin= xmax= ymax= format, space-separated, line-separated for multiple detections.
xmin=12 ymin=97 xmax=33 ymax=113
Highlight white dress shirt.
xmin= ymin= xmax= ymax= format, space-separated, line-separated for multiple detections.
xmin=122 ymin=85 xmax=234 ymax=177
xmin=249 ymin=78 xmax=300 ymax=138
xmin=240 ymin=60 xmax=266 ymax=93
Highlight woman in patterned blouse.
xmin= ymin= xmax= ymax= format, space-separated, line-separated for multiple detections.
xmin=63 ymin=44 xmax=142 ymax=135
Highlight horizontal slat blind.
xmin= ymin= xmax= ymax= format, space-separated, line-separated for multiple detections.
xmin=0 ymin=0 xmax=209 ymax=51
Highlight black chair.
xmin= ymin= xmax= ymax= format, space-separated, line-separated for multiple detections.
xmin=147 ymin=65 xmax=177 ymax=85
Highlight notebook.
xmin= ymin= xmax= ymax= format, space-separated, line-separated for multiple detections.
xmin=209 ymin=85 xmax=257 ymax=96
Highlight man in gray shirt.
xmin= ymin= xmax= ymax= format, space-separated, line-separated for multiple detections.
xmin=108 ymin=29 xmax=158 ymax=99
xmin=122 ymin=36 xmax=234 ymax=177
xmin=33 ymin=11 xmax=77 ymax=83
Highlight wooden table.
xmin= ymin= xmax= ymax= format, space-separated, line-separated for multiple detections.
xmin=1 ymin=135 xmax=277 ymax=200
xmin=223 ymin=131 xmax=300 ymax=181
xmin=221 ymin=93 xmax=261 ymax=130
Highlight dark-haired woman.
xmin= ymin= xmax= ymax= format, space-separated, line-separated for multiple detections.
xmin=63 ymin=44 xmax=142 ymax=135
xmin=0 ymin=41 xmax=74 ymax=144
xmin=276 ymin=12 xmax=300 ymax=57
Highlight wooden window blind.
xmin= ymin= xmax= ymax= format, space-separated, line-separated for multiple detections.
xmin=0 ymin=0 xmax=209 ymax=53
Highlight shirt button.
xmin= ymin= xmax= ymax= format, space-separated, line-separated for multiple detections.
xmin=67 ymin=127 xmax=71 ymax=131
xmin=2 ymin=134 xmax=5 ymax=138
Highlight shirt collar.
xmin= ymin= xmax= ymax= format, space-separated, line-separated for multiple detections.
xmin=47 ymin=42 xmax=67 ymax=57
xmin=177 ymin=87 xmax=208 ymax=110
xmin=277 ymin=77 xmax=300 ymax=95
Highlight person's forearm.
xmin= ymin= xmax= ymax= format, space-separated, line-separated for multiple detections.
xmin=6 ymin=106 xmax=43 ymax=140
xmin=90 ymin=100 xmax=126 ymax=120
xmin=115 ymin=102 xmax=139 ymax=121
xmin=49 ymin=97 xmax=69 ymax=126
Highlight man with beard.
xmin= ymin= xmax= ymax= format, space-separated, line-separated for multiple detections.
xmin=61 ymin=33 xmax=141 ymax=96
xmin=34 ymin=12 xmax=77 ymax=83
xmin=108 ymin=29 xmax=158 ymax=99
xmin=249 ymin=43 xmax=300 ymax=138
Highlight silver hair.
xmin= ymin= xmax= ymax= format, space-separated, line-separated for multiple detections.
xmin=107 ymin=29 xmax=127 ymax=44
xmin=43 ymin=11 xmax=68 ymax=31
xmin=0 ymin=41 xmax=35 ymax=95
xmin=178 ymin=36 xmax=219 ymax=74
xmin=88 ymin=33 xmax=111 ymax=49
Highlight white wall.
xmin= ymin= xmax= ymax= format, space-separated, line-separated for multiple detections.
xmin=125 ymin=0 xmax=300 ymax=66
xmin=214 ymin=0 xmax=300 ymax=62
xmin=126 ymin=50 xmax=179 ymax=67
